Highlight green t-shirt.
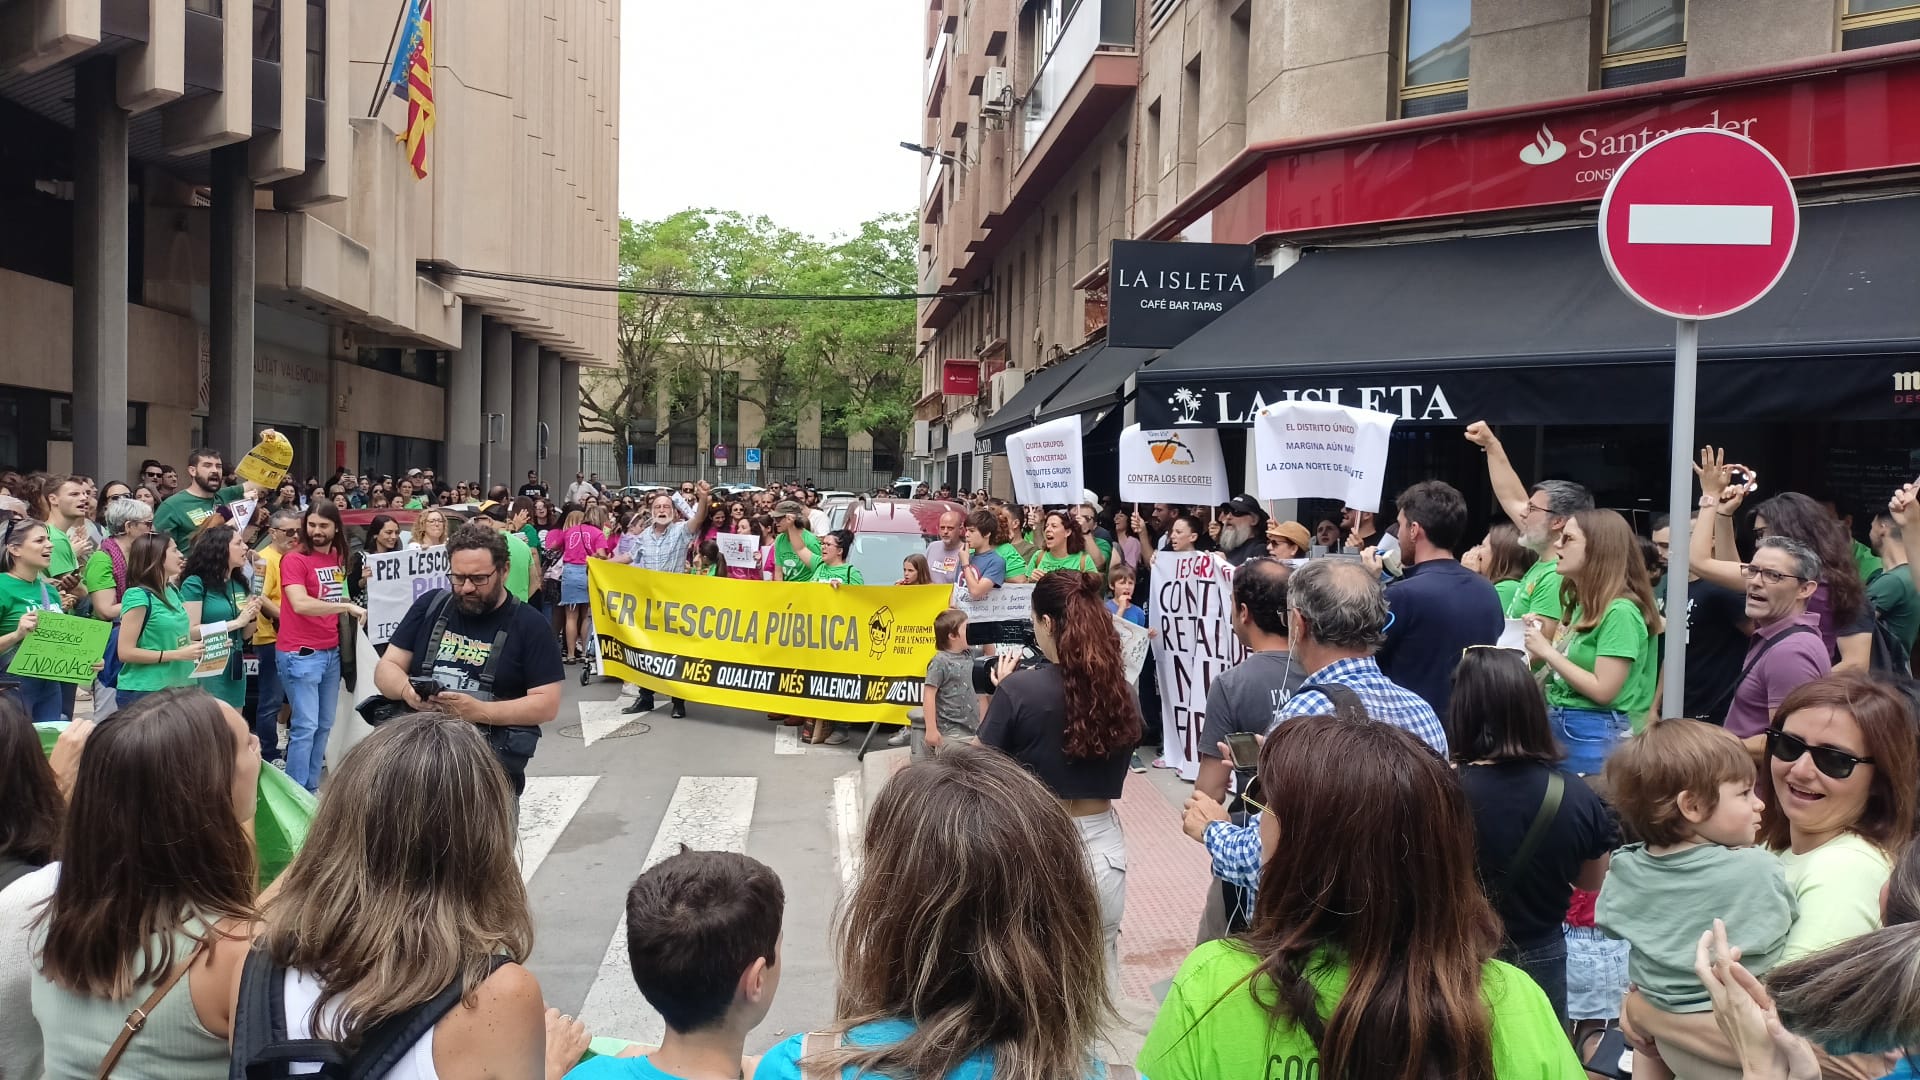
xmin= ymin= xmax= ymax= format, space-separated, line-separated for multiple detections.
xmin=1493 ymin=578 xmax=1522 ymax=612
xmin=815 ymin=564 xmax=864 ymax=585
xmin=154 ymin=484 xmax=246 ymax=551
xmin=1506 ymin=558 xmax=1565 ymax=622
xmin=82 ymin=549 xmax=118 ymax=600
xmin=504 ymin=533 xmax=534 ymax=602
xmin=48 ymin=528 xmax=77 ymax=578
xmin=118 ymin=585 xmax=195 ymax=691
xmin=0 ymin=572 xmax=62 ymax=638
xmin=774 ymin=531 xmax=823 ymax=582
xmin=180 ymin=575 xmax=247 ymax=707
xmin=1034 ymin=550 xmax=1098 ymax=575
xmin=405 ymin=497 xmax=426 ymax=510
xmin=1545 ymin=597 xmax=1657 ymax=716
xmin=1138 ymin=941 xmax=1580 ymax=1080
xmin=1855 ymin=539 xmax=1884 ymax=585
xmin=996 ymin=543 xmax=1030 ymax=580
xmin=1867 ymin=564 xmax=1919 ymax=652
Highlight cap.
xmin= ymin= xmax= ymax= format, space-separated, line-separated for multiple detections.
xmin=480 ymin=502 xmax=510 ymax=522
xmin=774 ymin=500 xmax=806 ymax=518
xmin=1224 ymin=494 xmax=1267 ymax=519
xmin=1267 ymin=520 xmax=1312 ymax=552
xmin=407 ymin=468 xmax=423 ymax=477
xmin=1080 ymin=488 xmax=1100 ymax=508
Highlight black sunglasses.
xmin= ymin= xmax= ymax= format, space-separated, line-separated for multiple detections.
xmin=1767 ymin=728 xmax=1875 ymax=780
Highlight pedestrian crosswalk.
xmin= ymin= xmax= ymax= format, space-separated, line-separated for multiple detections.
xmin=516 ymin=775 xmax=599 ymax=883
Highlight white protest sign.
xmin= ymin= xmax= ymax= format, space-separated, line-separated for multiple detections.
xmin=365 ymin=545 xmax=450 ymax=644
xmin=1252 ymin=401 xmax=1397 ymax=512
xmin=1149 ymin=550 xmax=1248 ymax=782
xmin=950 ymin=581 xmax=1034 ymax=623
xmin=1114 ymin=616 xmax=1150 ymax=685
xmin=716 ymin=533 xmax=761 ymax=570
xmin=1118 ymin=425 xmax=1229 ymax=506
xmin=1005 ymin=416 xmax=1084 ymax=506
xmin=191 ymin=632 xmax=232 ymax=679
xmin=225 ymin=498 xmax=259 ymax=529
xmin=1497 ymin=618 xmax=1528 ymax=653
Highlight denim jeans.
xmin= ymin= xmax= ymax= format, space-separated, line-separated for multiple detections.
xmin=281 ymin=648 xmax=341 ymax=792
xmin=111 ymin=688 xmax=154 ymax=712
xmin=1549 ymin=705 xmax=1631 ymax=775
xmin=253 ymin=648 xmax=286 ymax=763
xmin=1500 ymin=935 xmax=1569 ymax=1028
xmin=3 ymin=675 xmax=66 ymax=724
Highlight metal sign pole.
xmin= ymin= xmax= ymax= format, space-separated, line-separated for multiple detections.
xmin=1660 ymin=318 xmax=1700 ymax=717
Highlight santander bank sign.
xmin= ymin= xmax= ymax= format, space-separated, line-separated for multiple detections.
xmin=1242 ymin=55 xmax=1920 ymax=239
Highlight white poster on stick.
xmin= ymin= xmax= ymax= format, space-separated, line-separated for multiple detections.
xmin=365 ymin=545 xmax=450 ymax=645
xmin=715 ymin=533 xmax=760 ymax=570
xmin=1005 ymin=417 xmax=1084 ymax=506
xmin=1148 ymin=549 xmax=1248 ymax=782
xmin=1252 ymin=401 xmax=1397 ymax=512
xmin=1117 ymin=425 xmax=1230 ymax=506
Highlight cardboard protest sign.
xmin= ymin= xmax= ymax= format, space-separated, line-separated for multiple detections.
xmin=1118 ymin=425 xmax=1229 ymax=506
xmin=192 ymin=631 xmax=233 ymax=679
xmin=1149 ymin=550 xmax=1248 ymax=781
xmin=951 ymin=582 xmax=1034 ymax=646
xmin=716 ymin=533 xmax=761 ymax=571
xmin=365 ymin=546 xmax=450 ymax=644
xmin=1005 ymin=417 xmax=1084 ymax=506
xmin=1252 ymin=401 xmax=1397 ymax=512
xmin=1114 ymin=616 xmax=1151 ymax=685
xmin=7 ymin=611 xmax=110 ymax=685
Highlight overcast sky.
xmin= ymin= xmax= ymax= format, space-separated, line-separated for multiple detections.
xmin=619 ymin=2 xmax=925 ymax=240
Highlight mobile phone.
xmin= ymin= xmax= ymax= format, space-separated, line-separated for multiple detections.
xmin=410 ymin=677 xmax=442 ymax=700
xmin=1225 ymin=732 xmax=1260 ymax=770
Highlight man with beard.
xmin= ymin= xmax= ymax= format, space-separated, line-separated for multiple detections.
xmin=376 ymin=525 xmax=564 ymax=799
xmin=1465 ymin=421 xmax=1593 ymax=640
xmin=1215 ymin=495 xmax=1270 ymax=566
xmin=154 ymin=435 xmax=273 ymax=551
xmin=619 ymin=486 xmax=712 ymax=717
xmin=1374 ymin=480 xmax=1502 ymax=716
xmin=1715 ymin=536 xmax=1829 ymax=761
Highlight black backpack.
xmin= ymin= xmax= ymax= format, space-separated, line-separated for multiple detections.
xmin=228 ymin=948 xmax=509 ymax=1079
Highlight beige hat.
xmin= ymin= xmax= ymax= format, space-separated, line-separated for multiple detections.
xmin=1267 ymin=520 xmax=1312 ymax=552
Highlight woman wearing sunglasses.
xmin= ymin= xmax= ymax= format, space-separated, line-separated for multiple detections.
xmin=1619 ymin=673 xmax=1918 ymax=1071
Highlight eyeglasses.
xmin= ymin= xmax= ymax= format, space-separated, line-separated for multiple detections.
xmin=1767 ymin=728 xmax=1874 ymax=780
xmin=1237 ymin=789 xmax=1271 ymax=817
xmin=1522 ymin=502 xmax=1551 ymax=518
xmin=450 ymin=571 xmax=499 ymax=587
xmin=1740 ymin=563 xmax=1807 ymax=586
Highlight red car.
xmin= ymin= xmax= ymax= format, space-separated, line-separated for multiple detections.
xmin=829 ymin=498 xmax=966 ymax=584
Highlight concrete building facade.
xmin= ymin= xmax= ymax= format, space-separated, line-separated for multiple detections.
xmin=914 ymin=0 xmax=1920 ymax=491
xmin=0 ymin=0 xmax=617 ymax=488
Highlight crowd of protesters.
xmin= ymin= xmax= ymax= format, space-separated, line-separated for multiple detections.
xmin=9 ymin=415 xmax=1920 ymax=1080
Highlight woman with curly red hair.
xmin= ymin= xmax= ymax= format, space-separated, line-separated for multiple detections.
xmin=978 ymin=569 xmax=1142 ymax=980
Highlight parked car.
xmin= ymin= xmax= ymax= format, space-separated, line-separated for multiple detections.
xmin=832 ymin=498 xmax=967 ymax=585
xmin=340 ymin=507 xmax=472 ymax=551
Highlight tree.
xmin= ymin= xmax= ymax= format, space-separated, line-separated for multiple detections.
xmin=586 ymin=208 xmax=920 ymax=485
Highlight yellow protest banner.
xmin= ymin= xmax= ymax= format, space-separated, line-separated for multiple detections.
xmin=588 ymin=560 xmax=950 ymax=724
xmin=234 ymin=430 xmax=294 ymax=489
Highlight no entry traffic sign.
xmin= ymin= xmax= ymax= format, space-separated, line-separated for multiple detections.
xmin=1598 ymin=127 xmax=1799 ymax=321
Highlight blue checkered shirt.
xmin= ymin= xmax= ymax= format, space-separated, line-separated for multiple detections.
xmin=625 ymin=522 xmax=692 ymax=573
xmin=1202 ymin=656 xmax=1447 ymax=891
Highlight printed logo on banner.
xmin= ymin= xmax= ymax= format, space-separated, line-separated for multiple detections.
xmin=1149 ymin=550 xmax=1248 ymax=782
xmin=1519 ymin=124 xmax=1567 ymax=166
xmin=1118 ymin=425 xmax=1229 ymax=506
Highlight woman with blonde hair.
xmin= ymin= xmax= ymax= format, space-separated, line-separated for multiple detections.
xmin=233 ymin=712 xmax=547 ymax=1078
xmin=29 ymin=689 xmax=260 ymax=1079
xmin=755 ymin=748 xmax=1114 ymax=1080
xmin=1522 ymin=508 xmax=1661 ymax=774
xmin=410 ymin=506 xmax=451 ymax=550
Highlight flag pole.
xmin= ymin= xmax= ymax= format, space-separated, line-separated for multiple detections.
xmin=366 ymin=0 xmax=411 ymax=118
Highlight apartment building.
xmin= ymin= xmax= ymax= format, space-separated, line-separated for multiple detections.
xmin=0 ymin=0 xmax=618 ymax=487
xmin=915 ymin=0 xmax=1920 ymax=503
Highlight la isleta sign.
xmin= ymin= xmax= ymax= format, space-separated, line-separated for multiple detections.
xmin=1107 ymin=240 xmax=1264 ymax=350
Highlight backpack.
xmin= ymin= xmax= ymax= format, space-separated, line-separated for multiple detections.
xmin=1868 ymin=609 xmax=1912 ymax=677
xmin=228 ymin=948 xmax=509 ymax=1079
xmin=1298 ymin=680 xmax=1370 ymax=722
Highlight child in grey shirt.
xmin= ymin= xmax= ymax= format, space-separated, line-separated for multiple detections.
xmin=915 ymin=608 xmax=979 ymax=762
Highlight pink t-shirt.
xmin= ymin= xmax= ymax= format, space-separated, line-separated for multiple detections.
xmin=546 ymin=525 xmax=608 ymax=565
xmin=277 ymin=550 xmax=347 ymax=653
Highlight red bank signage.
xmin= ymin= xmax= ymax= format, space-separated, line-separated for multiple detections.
xmin=1216 ymin=57 xmax=1920 ymax=239
xmin=941 ymin=359 xmax=981 ymax=396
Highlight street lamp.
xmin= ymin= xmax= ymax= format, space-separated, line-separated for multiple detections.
xmin=899 ymin=141 xmax=967 ymax=168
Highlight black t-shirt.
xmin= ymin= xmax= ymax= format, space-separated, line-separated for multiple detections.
xmin=519 ymin=483 xmax=548 ymax=499
xmin=1656 ymin=577 xmax=1751 ymax=724
xmin=1458 ymin=761 xmax=1619 ymax=951
xmin=390 ymin=591 xmax=564 ymax=742
xmin=978 ymin=666 xmax=1135 ymax=800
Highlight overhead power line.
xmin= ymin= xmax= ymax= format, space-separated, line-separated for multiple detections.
xmin=420 ymin=262 xmax=986 ymax=302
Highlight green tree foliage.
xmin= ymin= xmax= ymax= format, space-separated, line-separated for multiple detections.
xmin=580 ymin=209 xmax=917 ymax=484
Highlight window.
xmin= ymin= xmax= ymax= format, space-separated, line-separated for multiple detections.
xmin=355 ymin=346 xmax=445 ymax=387
xmin=1148 ymin=0 xmax=1180 ymax=30
xmin=1842 ymin=0 xmax=1920 ymax=48
xmin=629 ymin=418 xmax=658 ymax=468
xmin=768 ymin=432 xmax=798 ymax=471
xmin=306 ymin=1 xmax=327 ymax=99
xmin=253 ymin=0 xmax=280 ymax=61
xmin=821 ymin=406 xmax=849 ymax=472
xmin=1178 ymin=56 xmax=1201 ymax=175
xmin=872 ymin=429 xmax=901 ymax=476
xmin=1602 ymin=0 xmax=1685 ymax=88
xmin=1144 ymin=98 xmax=1162 ymax=203
xmin=49 ymin=397 xmax=147 ymax=445
xmin=1400 ymin=0 xmax=1469 ymax=118
xmin=186 ymin=0 xmax=222 ymax=15
xmin=667 ymin=380 xmax=698 ymax=468
xmin=710 ymin=370 xmax=740 ymax=453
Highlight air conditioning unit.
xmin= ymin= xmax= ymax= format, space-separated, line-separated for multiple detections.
xmin=981 ymin=67 xmax=1011 ymax=114
xmin=990 ymin=367 xmax=1027 ymax=412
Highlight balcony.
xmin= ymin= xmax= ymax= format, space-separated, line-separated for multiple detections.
xmin=1009 ymin=0 xmax=1136 ymax=218
xmin=1020 ymin=0 xmax=1135 ymax=154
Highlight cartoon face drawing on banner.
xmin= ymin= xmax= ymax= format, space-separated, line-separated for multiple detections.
xmin=868 ymin=605 xmax=894 ymax=659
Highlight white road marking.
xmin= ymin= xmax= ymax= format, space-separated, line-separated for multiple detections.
xmin=579 ymin=698 xmax=656 ymax=748
xmin=774 ymin=724 xmax=807 ymax=755
xmin=1627 ymin=203 xmax=1772 ymax=246
xmin=516 ymin=775 xmax=599 ymax=883
xmin=832 ymin=771 xmax=862 ymax=892
xmin=577 ymin=776 xmax=758 ymax=1044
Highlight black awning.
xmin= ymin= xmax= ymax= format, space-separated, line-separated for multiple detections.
xmin=1136 ymin=196 xmax=1920 ymax=429
xmin=1035 ymin=344 xmax=1159 ymax=424
xmin=974 ymin=348 xmax=1093 ymax=441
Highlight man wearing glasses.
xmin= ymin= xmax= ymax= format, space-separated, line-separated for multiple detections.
xmin=1464 ymin=421 xmax=1594 ymax=640
xmin=375 ymin=525 xmax=564 ymax=799
xmin=1720 ymin=536 xmax=1830 ymax=762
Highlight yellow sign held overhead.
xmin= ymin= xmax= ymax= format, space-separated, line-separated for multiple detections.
xmin=234 ymin=430 xmax=294 ymax=489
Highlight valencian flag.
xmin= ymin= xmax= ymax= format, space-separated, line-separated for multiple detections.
xmin=387 ymin=0 xmax=434 ymax=178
